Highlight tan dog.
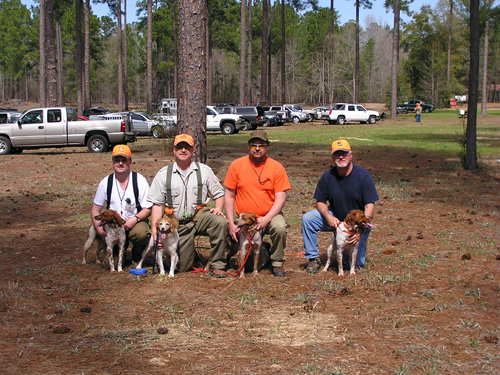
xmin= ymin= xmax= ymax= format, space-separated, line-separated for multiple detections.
xmin=82 ymin=210 xmax=126 ymax=272
xmin=136 ymin=216 xmax=179 ymax=277
xmin=232 ymin=213 xmax=262 ymax=278
xmin=322 ymin=210 xmax=372 ymax=276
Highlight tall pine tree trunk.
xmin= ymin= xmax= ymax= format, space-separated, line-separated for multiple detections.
xmin=56 ymin=18 xmax=65 ymax=106
xmin=447 ymin=0 xmax=453 ymax=86
xmin=124 ymin=0 xmax=129 ymax=110
xmin=117 ymin=0 xmax=123 ymax=111
xmin=246 ymin=0 xmax=253 ymax=104
xmin=280 ymin=0 xmax=285 ymax=103
xmin=390 ymin=0 xmax=400 ymax=119
xmin=354 ymin=0 xmax=360 ymax=103
xmin=177 ymin=0 xmax=208 ymax=162
xmin=480 ymin=0 xmax=489 ymax=116
xmin=239 ymin=0 xmax=247 ymax=105
xmin=260 ymin=0 xmax=268 ymax=106
xmin=45 ymin=0 xmax=57 ymax=106
xmin=39 ymin=0 xmax=46 ymax=107
xmin=76 ymin=0 xmax=84 ymax=115
xmin=146 ymin=0 xmax=153 ymax=113
xmin=465 ymin=0 xmax=479 ymax=170
xmin=84 ymin=0 xmax=91 ymax=109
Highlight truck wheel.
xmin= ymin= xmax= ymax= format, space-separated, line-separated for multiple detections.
xmin=221 ymin=123 xmax=235 ymax=135
xmin=87 ymin=134 xmax=109 ymax=153
xmin=402 ymin=108 xmax=408 ymax=114
xmin=424 ymin=107 xmax=430 ymax=113
xmin=152 ymin=125 xmax=165 ymax=138
xmin=242 ymin=121 xmax=251 ymax=131
xmin=0 ymin=136 xmax=12 ymax=155
xmin=292 ymin=116 xmax=300 ymax=124
xmin=337 ymin=116 xmax=346 ymax=125
xmin=307 ymin=114 xmax=313 ymax=122
xmin=368 ymin=116 xmax=376 ymax=124
xmin=263 ymin=120 xmax=271 ymax=127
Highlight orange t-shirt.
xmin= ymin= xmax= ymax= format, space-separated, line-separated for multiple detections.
xmin=224 ymin=155 xmax=291 ymax=217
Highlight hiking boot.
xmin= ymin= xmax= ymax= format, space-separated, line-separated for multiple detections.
xmin=209 ymin=269 xmax=227 ymax=278
xmin=272 ymin=266 xmax=286 ymax=278
xmin=305 ymin=258 xmax=321 ymax=274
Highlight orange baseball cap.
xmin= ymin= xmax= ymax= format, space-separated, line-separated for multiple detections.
xmin=331 ymin=139 xmax=351 ymax=154
xmin=174 ymin=134 xmax=195 ymax=147
xmin=112 ymin=145 xmax=132 ymax=159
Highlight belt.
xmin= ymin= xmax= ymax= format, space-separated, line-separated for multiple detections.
xmin=178 ymin=218 xmax=193 ymax=224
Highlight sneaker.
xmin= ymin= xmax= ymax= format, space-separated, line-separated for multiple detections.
xmin=272 ymin=266 xmax=286 ymax=278
xmin=305 ymin=258 xmax=321 ymax=274
xmin=209 ymin=269 xmax=227 ymax=278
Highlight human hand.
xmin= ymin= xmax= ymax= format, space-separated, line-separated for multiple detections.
xmin=347 ymin=232 xmax=360 ymax=245
xmin=97 ymin=226 xmax=107 ymax=239
xmin=210 ymin=207 xmax=226 ymax=217
xmin=123 ymin=217 xmax=136 ymax=231
xmin=228 ymin=222 xmax=239 ymax=242
xmin=256 ymin=216 xmax=271 ymax=231
xmin=326 ymin=214 xmax=340 ymax=229
xmin=151 ymin=230 xmax=164 ymax=249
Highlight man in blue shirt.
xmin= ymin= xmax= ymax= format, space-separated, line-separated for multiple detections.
xmin=302 ymin=139 xmax=379 ymax=273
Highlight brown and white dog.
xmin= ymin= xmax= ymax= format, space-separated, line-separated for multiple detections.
xmin=232 ymin=213 xmax=262 ymax=278
xmin=322 ymin=209 xmax=372 ymax=276
xmin=82 ymin=209 xmax=126 ymax=272
xmin=136 ymin=215 xmax=179 ymax=277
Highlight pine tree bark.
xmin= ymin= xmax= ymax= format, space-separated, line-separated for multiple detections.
xmin=354 ymin=0 xmax=360 ymax=103
xmin=260 ymin=0 xmax=268 ymax=106
xmin=124 ymin=0 xmax=129 ymax=110
xmin=76 ymin=0 xmax=84 ymax=115
xmin=480 ymin=0 xmax=489 ymax=116
xmin=246 ymin=0 xmax=253 ymax=104
xmin=56 ymin=19 xmax=65 ymax=106
xmin=146 ymin=0 xmax=153 ymax=113
xmin=465 ymin=0 xmax=479 ymax=170
xmin=280 ymin=0 xmax=285 ymax=103
xmin=39 ymin=0 xmax=46 ymax=107
xmin=447 ymin=0 xmax=453 ymax=86
xmin=177 ymin=0 xmax=208 ymax=163
xmin=390 ymin=0 xmax=400 ymax=119
xmin=84 ymin=0 xmax=91 ymax=109
xmin=239 ymin=0 xmax=247 ymax=105
xmin=117 ymin=0 xmax=123 ymax=111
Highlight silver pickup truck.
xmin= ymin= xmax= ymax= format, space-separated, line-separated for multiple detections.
xmin=0 ymin=107 xmax=136 ymax=155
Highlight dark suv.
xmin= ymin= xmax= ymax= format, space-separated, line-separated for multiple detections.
xmin=219 ymin=106 xmax=266 ymax=130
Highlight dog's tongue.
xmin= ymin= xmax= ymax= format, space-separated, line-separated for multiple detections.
xmin=363 ymin=222 xmax=375 ymax=228
xmin=234 ymin=227 xmax=241 ymax=234
xmin=161 ymin=233 xmax=167 ymax=240
xmin=98 ymin=220 xmax=106 ymax=227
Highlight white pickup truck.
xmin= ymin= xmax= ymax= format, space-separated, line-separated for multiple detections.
xmin=0 ymin=107 xmax=135 ymax=155
xmin=328 ymin=103 xmax=380 ymax=125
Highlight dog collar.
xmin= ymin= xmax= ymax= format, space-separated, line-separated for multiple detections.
xmin=339 ymin=222 xmax=356 ymax=235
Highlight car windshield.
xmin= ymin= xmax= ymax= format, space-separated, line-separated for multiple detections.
xmin=141 ymin=113 xmax=153 ymax=119
xmin=213 ymin=107 xmax=223 ymax=114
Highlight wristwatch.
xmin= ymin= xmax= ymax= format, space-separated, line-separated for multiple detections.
xmin=135 ymin=215 xmax=140 ymax=223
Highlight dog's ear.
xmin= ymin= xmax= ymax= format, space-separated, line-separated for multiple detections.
xmin=169 ymin=217 xmax=179 ymax=231
xmin=111 ymin=210 xmax=123 ymax=226
xmin=344 ymin=211 xmax=356 ymax=227
xmin=249 ymin=213 xmax=257 ymax=224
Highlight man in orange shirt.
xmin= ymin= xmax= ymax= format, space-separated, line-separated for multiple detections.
xmin=224 ymin=130 xmax=291 ymax=277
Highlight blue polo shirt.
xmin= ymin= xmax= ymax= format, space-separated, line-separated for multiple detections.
xmin=313 ymin=164 xmax=379 ymax=221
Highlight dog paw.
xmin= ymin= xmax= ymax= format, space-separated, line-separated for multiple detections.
xmin=110 ymin=269 xmax=116 ymax=272
xmin=81 ymin=260 xmax=86 ymax=265
xmin=252 ymin=271 xmax=259 ymax=276
xmin=349 ymin=271 xmax=356 ymax=275
xmin=118 ymin=268 xmax=123 ymax=273
xmin=168 ymin=273 xmax=174 ymax=278
xmin=338 ymin=271 xmax=344 ymax=276
xmin=321 ymin=267 xmax=328 ymax=272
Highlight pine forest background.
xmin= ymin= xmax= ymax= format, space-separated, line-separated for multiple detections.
xmin=0 ymin=0 xmax=497 ymax=109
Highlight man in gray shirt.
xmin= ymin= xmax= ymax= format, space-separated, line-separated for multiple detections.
xmin=148 ymin=134 xmax=228 ymax=277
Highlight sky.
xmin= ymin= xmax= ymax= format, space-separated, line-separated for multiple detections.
xmin=22 ymin=0 xmax=435 ymax=27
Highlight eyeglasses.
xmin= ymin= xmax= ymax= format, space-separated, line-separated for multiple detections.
xmin=174 ymin=144 xmax=193 ymax=151
xmin=250 ymin=143 xmax=267 ymax=150
xmin=332 ymin=150 xmax=350 ymax=157
xmin=112 ymin=156 xmax=128 ymax=163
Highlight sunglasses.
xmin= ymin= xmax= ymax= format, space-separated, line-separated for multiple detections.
xmin=250 ymin=143 xmax=267 ymax=150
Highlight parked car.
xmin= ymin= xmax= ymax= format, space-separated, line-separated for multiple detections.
xmin=83 ymin=106 xmax=111 ymax=117
xmin=283 ymin=105 xmax=309 ymax=123
xmin=0 ymin=107 xmax=135 ymax=154
xmin=219 ymin=106 xmax=266 ymax=130
xmin=397 ymin=99 xmax=435 ymax=113
xmin=206 ymin=106 xmax=246 ymax=134
xmin=284 ymin=104 xmax=315 ymax=121
xmin=262 ymin=106 xmax=290 ymax=122
xmin=106 ymin=111 xmax=157 ymax=136
xmin=0 ymin=111 xmax=23 ymax=124
xmin=312 ymin=106 xmax=331 ymax=120
xmin=263 ymin=111 xmax=283 ymax=127
xmin=328 ymin=103 xmax=380 ymax=125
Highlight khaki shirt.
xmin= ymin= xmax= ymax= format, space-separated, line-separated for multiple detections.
xmin=148 ymin=162 xmax=225 ymax=221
